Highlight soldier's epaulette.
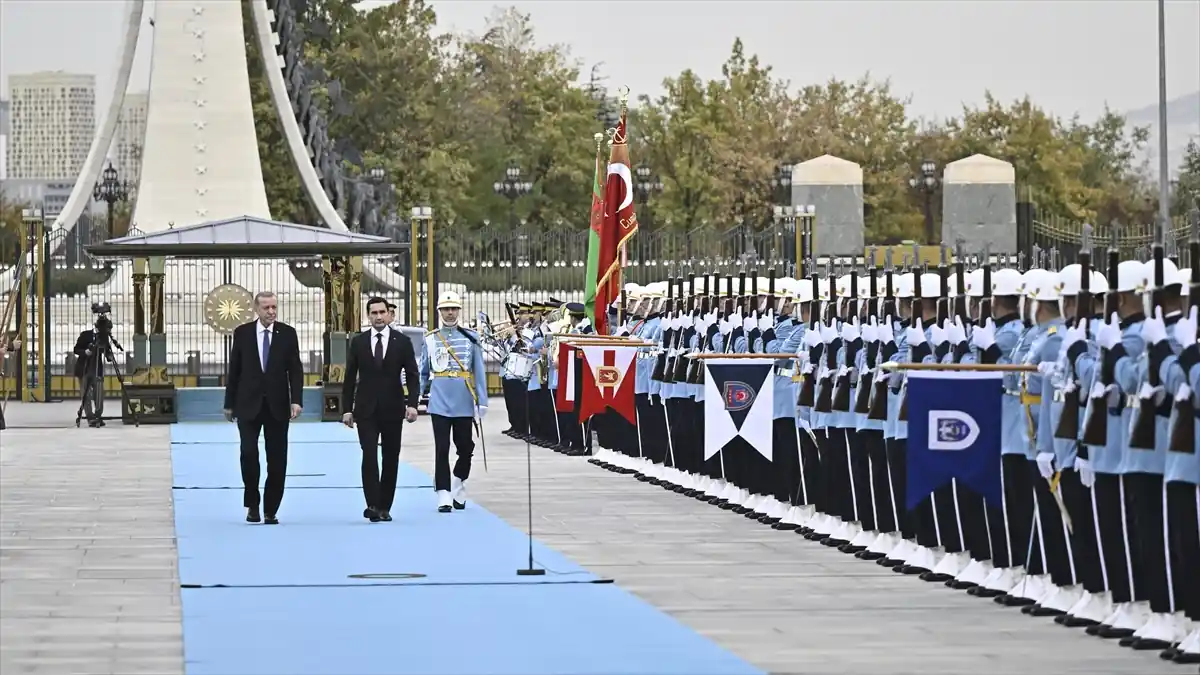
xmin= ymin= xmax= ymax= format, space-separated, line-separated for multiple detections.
xmin=1047 ymin=325 xmax=1058 ymax=335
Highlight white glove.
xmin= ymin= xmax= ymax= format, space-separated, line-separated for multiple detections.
xmin=841 ymin=318 xmax=861 ymax=342
xmin=476 ymin=405 xmax=488 ymax=420
xmin=1096 ymin=312 xmax=1121 ymax=350
xmin=1037 ymin=361 xmax=1058 ymax=376
xmin=1141 ymin=307 xmax=1167 ymax=345
xmin=878 ymin=317 xmax=895 ymax=345
xmin=1036 ymin=452 xmax=1055 ymax=479
xmin=804 ymin=327 xmax=822 ymax=348
xmin=861 ymin=318 xmax=877 ymax=343
xmin=1175 ymin=306 xmax=1198 ymax=349
xmin=906 ymin=318 xmax=926 ymax=346
xmin=929 ymin=322 xmax=948 ymax=347
xmin=758 ymin=311 xmax=773 ymax=332
xmin=945 ymin=316 xmax=967 ymax=345
xmin=1061 ymin=322 xmax=1085 ymax=352
xmin=742 ymin=314 xmax=757 ymax=332
xmin=1075 ymin=458 xmax=1096 ymax=489
xmin=1176 ymin=383 xmax=1193 ymax=404
xmin=820 ymin=322 xmax=839 ymax=344
xmin=971 ymin=318 xmax=996 ymax=351
xmin=719 ymin=318 xmax=733 ymax=336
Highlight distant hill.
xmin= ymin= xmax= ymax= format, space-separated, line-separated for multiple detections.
xmin=1124 ymin=90 xmax=1199 ymax=178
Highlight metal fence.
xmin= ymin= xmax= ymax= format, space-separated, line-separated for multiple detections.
xmin=1024 ymin=214 xmax=1196 ymax=268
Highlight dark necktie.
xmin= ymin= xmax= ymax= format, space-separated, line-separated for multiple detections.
xmin=261 ymin=329 xmax=270 ymax=371
xmin=374 ymin=332 xmax=383 ymax=366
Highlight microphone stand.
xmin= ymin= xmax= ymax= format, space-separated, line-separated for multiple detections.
xmin=517 ymin=381 xmax=545 ymax=576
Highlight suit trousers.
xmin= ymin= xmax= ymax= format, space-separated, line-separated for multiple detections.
xmin=356 ymin=413 xmax=404 ymax=511
xmin=431 ymin=414 xmax=474 ymax=492
xmin=238 ymin=404 xmax=290 ymax=514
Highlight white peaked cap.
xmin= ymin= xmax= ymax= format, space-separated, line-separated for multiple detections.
xmin=1116 ymin=260 xmax=1149 ymax=293
xmin=991 ymin=268 xmax=1024 ymax=296
xmin=965 ymin=268 xmax=986 ymax=298
xmin=894 ymin=272 xmax=916 ymax=299
xmin=918 ymin=272 xmax=941 ymax=298
xmin=1142 ymin=258 xmax=1182 ymax=290
xmin=1025 ymin=269 xmax=1060 ymax=301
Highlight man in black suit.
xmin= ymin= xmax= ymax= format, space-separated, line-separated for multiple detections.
xmin=223 ymin=291 xmax=304 ymax=524
xmin=342 ymin=296 xmax=420 ymax=522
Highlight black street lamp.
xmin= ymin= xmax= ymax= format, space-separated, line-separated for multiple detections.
xmin=908 ymin=159 xmax=940 ymax=244
xmin=772 ymin=163 xmax=793 ymax=206
xmin=92 ymin=161 xmax=130 ymax=240
xmin=493 ymin=161 xmax=533 ymax=227
xmin=633 ymin=163 xmax=663 ymax=204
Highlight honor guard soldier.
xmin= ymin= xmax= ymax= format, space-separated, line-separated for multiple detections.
xmin=419 ymin=291 xmax=489 ymax=513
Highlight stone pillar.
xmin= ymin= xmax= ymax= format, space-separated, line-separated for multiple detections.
xmin=131 ymin=258 xmax=148 ymax=371
xmin=942 ymin=154 xmax=1017 ymax=253
xmin=147 ymin=256 xmax=167 ymax=382
xmin=791 ymin=155 xmax=865 ymax=257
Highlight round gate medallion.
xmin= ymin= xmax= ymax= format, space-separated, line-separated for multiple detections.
xmin=204 ymin=284 xmax=255 ymax=334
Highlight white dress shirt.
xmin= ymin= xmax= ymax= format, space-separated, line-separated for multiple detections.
xmin=369 ymin=326 xmax=390 ymax=360
xmin=257 ymin=321 xmax=274 ymax=369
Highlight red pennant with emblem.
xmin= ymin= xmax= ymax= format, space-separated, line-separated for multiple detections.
xmin=578 ymin=345 xmax=637 ymax=425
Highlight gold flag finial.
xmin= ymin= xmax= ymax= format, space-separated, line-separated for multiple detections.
xmin=593 ymin=132 xmax=604 ymax=148
xmin=617 ymin=85 xmax=630 ymax=104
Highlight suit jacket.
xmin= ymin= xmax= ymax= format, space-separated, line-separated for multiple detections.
xmin=223 ymin=321 xmax=304 ymax=421
xmin=72 ymin=330 xmax=95 ymax=379
xmin=343 ymin=327 xmax=419 ymax=418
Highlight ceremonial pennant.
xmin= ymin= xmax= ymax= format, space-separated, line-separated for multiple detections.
xmin=578 ymin=345 xmax=637 ymax=425
xmin=554 ymin=343 xmax=577 ymax=413
xmin=906 ymin=370 xmax=1004 ymax=510
xmin=702 ymin=359 xmax=774 ymax=461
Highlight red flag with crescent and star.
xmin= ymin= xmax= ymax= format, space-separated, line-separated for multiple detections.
xmin=578 ymin=345 xmax=637 ymax=424
xmin=594 ymin=94 xmax=639 ymax=333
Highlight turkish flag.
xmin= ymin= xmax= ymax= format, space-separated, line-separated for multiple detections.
xmin=554 ymin=343 xmax=577 ymax=413
xmin=578 ymin=345 xmax=637 ymax=425
xmin=594 ymin=103 xmax=639 ymax=335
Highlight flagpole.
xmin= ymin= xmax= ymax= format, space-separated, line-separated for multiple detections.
xmin=879 ymin=361 xmax=1037 ymax=373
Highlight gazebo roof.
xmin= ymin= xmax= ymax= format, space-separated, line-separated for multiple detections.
xmin=85 ymin=215 xmax=408 ymax=259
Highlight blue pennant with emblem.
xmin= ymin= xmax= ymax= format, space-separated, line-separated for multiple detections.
xmin=906 ymin=370 xmax=1004 ymax=510
xmin=710 ymin=363 xmax=771 ymax=431
xmin=703 ymin=360 xmax=775 ymax=461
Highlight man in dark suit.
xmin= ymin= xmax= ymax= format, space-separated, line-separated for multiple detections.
xmin=342 ymin=296 xmax=420 ymax=522
xmin=223 ymin=291 xmax=304 ymax=524
xmin=0 ymin=337 xmax=20 ymax=431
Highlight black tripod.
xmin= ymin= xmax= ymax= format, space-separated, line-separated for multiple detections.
xmin=75 ymin=336 xmax=138 ymax=428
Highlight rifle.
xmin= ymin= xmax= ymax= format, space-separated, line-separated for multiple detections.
xmin=934 ymin=244 xmax=952 ymax=362
xmin=855 ymin=248 xmax=879 ymax=414
xmin=898 ymin=243 xmax=924 ymax=421
xmin=1081 ymin=226 xmax=1121 ymax=446
xmin=979 ymin=243 xmax=993 ymax=323
xmin=798 ymin=261 xmax=821 ymax=407
xmin=670 ymin=274 xmax=697 ymax=382
xmin=650 ymin=275 xmax=675 ymax=382
xmin=1168 ymin=209 xmax=1200 ymax=452
xmin=814 ymin=259 xmax=837 ymax=414
xmin=1055 ymin=225 xmax=1093 ymax=441
xmin=867 ymin=249 xmax=895 ymax=420
xmin=1129 ymin=224 xmax=1166 ymax=450
xmin=686 ymin=274 xmax=714 ymax=385
xmin=833 ymin=259 xmax=861 ymax=412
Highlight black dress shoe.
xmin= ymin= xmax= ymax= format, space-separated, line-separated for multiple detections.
xmin=438 ymin=505 xmax=452 ymax=513
xmin=379 ymin=510 xmax=392 ymax=522
xmin=453 ymin=500 xmax=466 ymax=510
xmin=246 ymin=508 xmax=261 ymax=523
xmin=264 ymin=514 xmax=279 ymax=525
xmin=363 ymin=507 xmax=381 ymax=522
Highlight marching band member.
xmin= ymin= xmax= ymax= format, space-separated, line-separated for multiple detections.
xmin=419 ymin=291 xmax=489 ymax=513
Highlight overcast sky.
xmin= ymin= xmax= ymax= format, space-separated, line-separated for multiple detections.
xmin=1 ymin=0 xmax=1198 ymax=123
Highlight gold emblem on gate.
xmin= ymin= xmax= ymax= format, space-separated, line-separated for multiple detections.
xmin=204 ymin=284 xmax=254 ymax=334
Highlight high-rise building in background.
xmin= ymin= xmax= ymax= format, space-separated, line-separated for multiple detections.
xmin=5 ymin=71 xmax=96 ymax=180
xmin=0 ymin=99 xmax=9 ymax=180
xmin=112 ymin=91 xmax=147 ymax=188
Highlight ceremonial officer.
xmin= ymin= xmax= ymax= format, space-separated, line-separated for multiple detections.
xmin=762 ymin=279 xmax=800 ymax=525
xmin=525 ymin=301 xmax=551 ymax=446
xmin=419 ymin=291 xmax=489 ymax=513
xmin=877 ymin=272 xmax=913 ymax=564
xmin=1164 ymin=301 xmax=1200 ymax=663
xmin=500 ymin=303 xmax=533 ymax=439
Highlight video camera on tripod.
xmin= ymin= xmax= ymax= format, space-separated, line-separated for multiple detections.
xmin=76 ymin=300 xmax=137 ymax=427
xmin=88 ymin=301 xmax=123 ymax=356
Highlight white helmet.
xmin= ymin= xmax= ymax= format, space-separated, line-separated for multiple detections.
xmin=917 ymin=273 xmax=941 ymax=298
xmin=894 ymin=272 xmax=915 ymax=299
xmin=436 ymin=291 xmax=463 ymax=309
xmin=857 ymin=276 xmax=873 ymax=298
xmin=1091 ymin=271 xmax=1110 ymax=294
xmin=964 ymin=268 xmax=986 ymax=298
xmin=991 ymin=268 xmax=1024 ymax=296
xmin=1116 ymin=260 xmax=1149 ymax=293
xmin=1143 ymin=258 xmax=1181 ymax=290
xmin=1025 ymin=269 xmax=1060 ymax=301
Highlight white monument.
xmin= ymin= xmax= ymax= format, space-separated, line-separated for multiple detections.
xmin=5 ymin=0 xmax=439 ymax=366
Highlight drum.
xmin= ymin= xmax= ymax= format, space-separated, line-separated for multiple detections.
xmin=502 ymin=352 xmax=534 ymax=380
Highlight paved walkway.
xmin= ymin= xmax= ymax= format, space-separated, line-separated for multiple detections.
xmin=0 ymin=402 xmax=183 ymax=675
xmin=0 ymin=399 xmax=1185 ymax=675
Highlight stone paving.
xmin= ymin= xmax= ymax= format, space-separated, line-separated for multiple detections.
xmin=1 ymin=399 xmax=1187 ymax=675
xmin=1 ymin=402 xmax=183 ymax=675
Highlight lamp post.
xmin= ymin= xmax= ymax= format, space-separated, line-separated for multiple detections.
xmin=493 ymin=161 xmax=533 ymax=228
xmin=772 ymin=163 xmax=793 ymax=207
xmin=410 ymin=206 xmax=435 ymax=326
xmin=92 ymin=161 xmax=130 ymax=240
xmin=908 ymin=159 xmax=940 ymax=244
